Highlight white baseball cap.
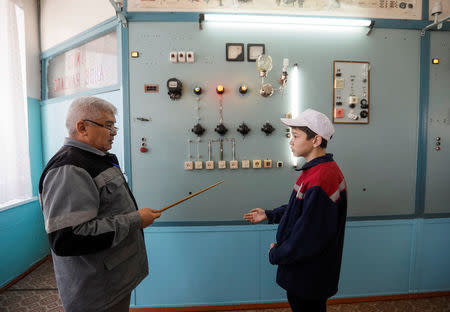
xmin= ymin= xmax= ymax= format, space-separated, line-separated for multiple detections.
xmin=280 ymin=109 xmax=335 ymax=141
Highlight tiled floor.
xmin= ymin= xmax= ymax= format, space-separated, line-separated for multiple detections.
xmin=1 ymin=259 xmax=449 ymax=312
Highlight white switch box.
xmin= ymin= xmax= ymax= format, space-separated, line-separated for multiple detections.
xmin=263 ymin=159 xmax=272 ymax=168
xmin=230 ymin=160 xmax=238 ymax=169
xmin=186 ymin=51 xmax=194 ymax=63
xmin=194 ymin=161 xmax=203 ymax=170
xmin=276 ymin=161 xmax=284 ymax=168
xmin=206 ymin=161 xmax=214 ymax=170
xmin=253 ymin=160 xmax=262 ymax=169
xmin=169 ymin=51 xmax=177 ymax=63
xmin=218 ymin=160 xmax=227 ymax=169
xmin=178 ymin=51 xmax=186 ymax=63
xmin=184 ymin=161 xmax=193 ymax=170
xmin=241 ymin=160 xmax=250 ymax=168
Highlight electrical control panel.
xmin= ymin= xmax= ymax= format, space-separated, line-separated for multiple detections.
xmin=333 ymin=61 xmax=370 ymax=124
xmin=127 ymin=22 xmax=420 ymax=221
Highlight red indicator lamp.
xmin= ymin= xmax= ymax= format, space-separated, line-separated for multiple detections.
xmin=216 ymin=85 xmax=224 ymax=94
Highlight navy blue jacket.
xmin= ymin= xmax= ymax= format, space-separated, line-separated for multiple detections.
xmin=266 ymin=154 xmax=347 ymax=299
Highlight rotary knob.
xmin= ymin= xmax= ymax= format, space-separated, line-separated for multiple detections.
xmin=237 ymin=122 xmax=251 ymax=136
xmin=261 ymin=122 xmax=275 ymax=136
xmin=191 ymin=123 xmax=206 ymax=136
xmin=215 ymin=123 xmax=228 ymax=136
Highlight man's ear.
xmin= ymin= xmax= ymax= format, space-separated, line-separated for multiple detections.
xmin=75 ymin=120 xmax=88 ymax=136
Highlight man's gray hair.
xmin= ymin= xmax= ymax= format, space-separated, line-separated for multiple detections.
xmin=66 ymin=96 xmax=117 ymax=136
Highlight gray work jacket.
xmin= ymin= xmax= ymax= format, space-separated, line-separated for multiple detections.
xmin=39 ymin=138 xmax=148 ymax=312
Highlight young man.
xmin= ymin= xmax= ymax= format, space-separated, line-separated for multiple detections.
xmin=244 ymin=109 xmax=347 ymax=312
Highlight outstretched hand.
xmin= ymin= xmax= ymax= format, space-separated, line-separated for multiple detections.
xmin=243 ymin=208 xmax=267 ymax=224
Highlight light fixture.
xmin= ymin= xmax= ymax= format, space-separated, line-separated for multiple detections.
xmin=204 ymin=14 xmax=372 ymax=27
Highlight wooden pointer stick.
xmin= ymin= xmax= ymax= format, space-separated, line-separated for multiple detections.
xmin=157 ymin=180 xmax=225 ymax=213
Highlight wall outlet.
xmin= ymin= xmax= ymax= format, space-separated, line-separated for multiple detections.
xmin=230 ymin=160 xmax=238 ymax=169
xmin=178 ymin=51 xmax=186 ymax=63
xmin=241 ymin=160 xmax=250 ymax=168
xmin=263 ymin=159 xmax=272 ymax=168
xmin=186 ymin=51 xmax=194 ymax=63
xmin=252 ymin=160 xmax=262 ymax=168
xmin=184 ymin=161 xmax=193 ymax=170
xmin=218 ymin=160 xmax=227 ymax=169
xmin=276 ymin=161 xmax=284 ymax=168
xmin=194 ymin=161 xmax=203 ymax=169
xmin=206 ymin=161 xmax=214 ymax=170
xmin=169 ymin=51 xmax=177 ymax=63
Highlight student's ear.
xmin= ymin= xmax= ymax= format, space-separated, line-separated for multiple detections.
xmin=313 ymin=135 xmax=322 ymax=148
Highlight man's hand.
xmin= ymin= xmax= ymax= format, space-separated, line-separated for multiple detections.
xmin=243 ymin=208 xmax=267 ymax=224
xmin=138 ymin=208 xmax=161 ymax=228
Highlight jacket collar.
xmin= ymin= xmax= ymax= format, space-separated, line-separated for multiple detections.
xmin=296 ymin=153 xmax=334 ymax=171
xmin=64 ymin=137 xmax=105 ymax=156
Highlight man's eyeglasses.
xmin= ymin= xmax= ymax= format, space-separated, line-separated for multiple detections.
xmin=83 ymin=120 xmax=119 ymax=133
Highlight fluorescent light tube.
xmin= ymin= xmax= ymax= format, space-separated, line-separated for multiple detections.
xmin=204 ymin=14 xmax=372 ymax=27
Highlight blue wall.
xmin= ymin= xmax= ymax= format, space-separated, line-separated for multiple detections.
xmin=0 ymin=98 xmax=49 ymax=288
xmin=133 ymin=218 xmax=450 ymax=307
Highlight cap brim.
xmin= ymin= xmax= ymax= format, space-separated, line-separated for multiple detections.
xmin=280 ymin=117 xmax=307 ymax=128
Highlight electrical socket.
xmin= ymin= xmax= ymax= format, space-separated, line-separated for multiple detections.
xmin=253 ymin=160 xmax=262 ymax=169
xmin=184 ymin=161 xmax=193 ymax=170
xmin=230 ymin=160 xmax=238 ymax=169
xmin=206 ymin=161 xmax=214 ymax=170
xmin=194 ymin=161 xmax=203 ymax=170
xmin=276 ymin=161 xmax=284 ymax=168
xmin=241 ymin=160 xmax=250 ymax=168
xmin=218 ymin=160 xmax=227 ymax=169
xmin=263 ymin=159 xmax=272 ymax=168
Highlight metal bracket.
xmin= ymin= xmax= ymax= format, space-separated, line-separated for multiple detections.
xmin=199 ymin=13 xmax=205 ymax=30
xmin=421 ymin=15 xmax=449 ymax=36
xmin=366 ymin=20 xmax=375 ymax=36
xmin=109 ymin=0 xmax=128 ymax=28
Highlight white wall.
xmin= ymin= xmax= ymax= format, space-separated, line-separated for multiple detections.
xmin=40 ymin=0 xmax=115 ymax=52
xmin=23 ymin=0 xmax=40 ymax=99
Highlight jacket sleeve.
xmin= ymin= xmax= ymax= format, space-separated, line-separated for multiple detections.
xmin=269 ymin=186 xmax=339 ymax=265
xmin=265 ymin=204 xmax=287 ymax=224
xmin=41 ymin=165 xmax=142 ymax=257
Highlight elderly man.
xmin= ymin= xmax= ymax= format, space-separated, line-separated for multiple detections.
xmin=39 ymin=96 xmax=160 ymax=312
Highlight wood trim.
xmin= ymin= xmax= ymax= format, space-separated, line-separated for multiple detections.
xmin=0 ymin=255 xmax=51 ymax=294
xmin=130 ymin=291 xmax=450 ymax=311
xmin=328 ymin=291 xmax=450 ymax=304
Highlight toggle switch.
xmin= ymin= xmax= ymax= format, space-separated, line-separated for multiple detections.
xmin=194 ymin=161 xmax=203 ymax=170
xmin=241 ymin=160 xmax=250 ymax=168
xmin=186 ymin=51 xmax=195 ymax=63
xmin=169 ymin=51 xmax=177 ymax=63
xmin=178 ymin=51 xmax=186 ymax=63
